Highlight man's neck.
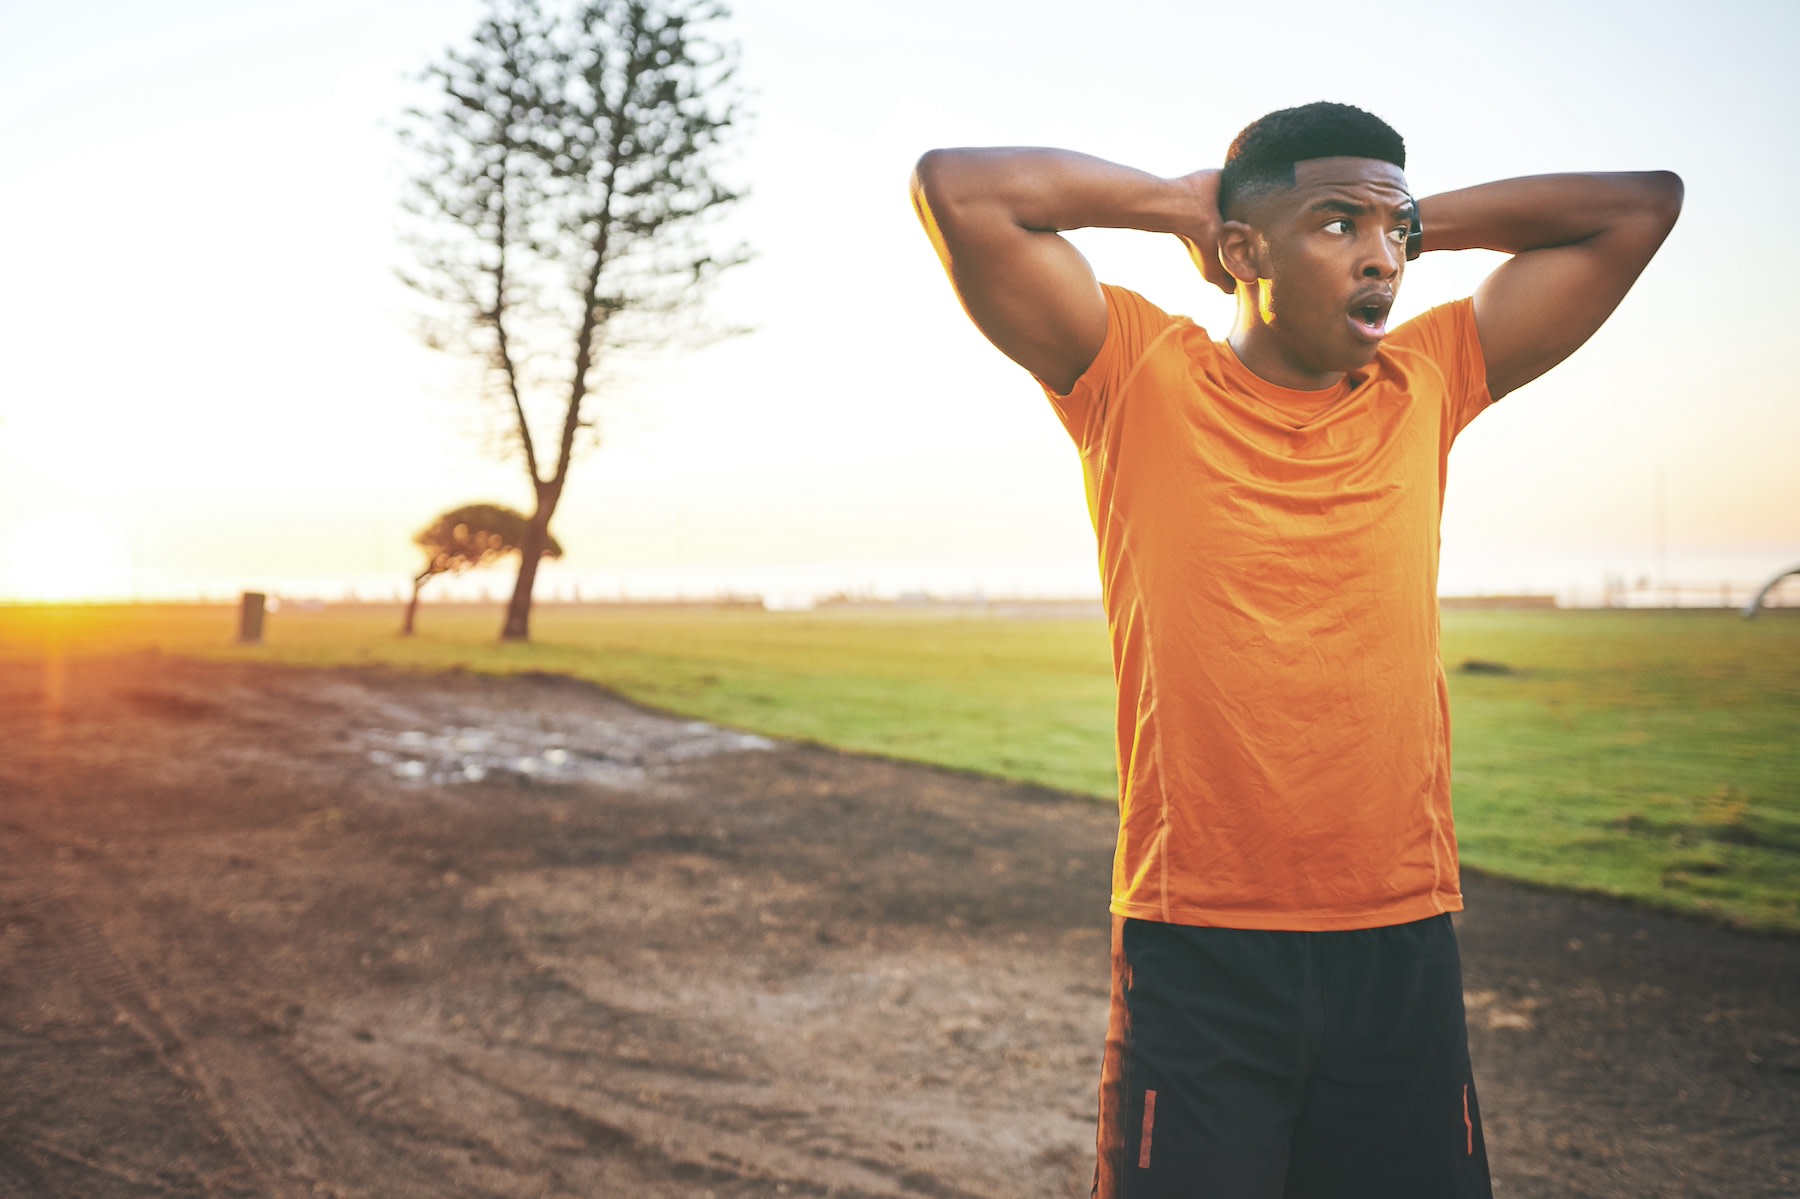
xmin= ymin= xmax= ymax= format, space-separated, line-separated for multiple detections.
xmin=1228 ymin=294 xmax=1346 ymax=392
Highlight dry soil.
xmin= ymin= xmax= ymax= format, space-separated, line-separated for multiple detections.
xmin=0 ymin=654 xmax=1794 ymax=1197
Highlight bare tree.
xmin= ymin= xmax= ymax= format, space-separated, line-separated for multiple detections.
xmin=404 ymin=503 xmax=564 ymax=635
xmin=400 ymin=0 xmax=746 ymax=640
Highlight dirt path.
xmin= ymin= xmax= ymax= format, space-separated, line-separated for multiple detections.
xmin=0 ymin=654 xmax=1794 ymax=1197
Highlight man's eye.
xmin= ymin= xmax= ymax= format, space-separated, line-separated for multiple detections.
xmin=1325 ymin=218 xmax=1352 ymax=235
xmin=1388 ymin=226 xmax=1410 ymax=244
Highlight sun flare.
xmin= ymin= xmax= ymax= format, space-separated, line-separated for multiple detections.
xmin=0 ymin=511 xmax=134 ymax=602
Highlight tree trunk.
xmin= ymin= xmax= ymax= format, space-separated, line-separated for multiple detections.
xmin=402 ymin=575 xmax=426 ymax=636
xmin=500 ymin=485 xmax=561 ymax=642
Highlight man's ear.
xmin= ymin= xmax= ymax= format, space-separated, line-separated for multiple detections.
xmin=1218 ymin=220 xmax=1264 ymax=283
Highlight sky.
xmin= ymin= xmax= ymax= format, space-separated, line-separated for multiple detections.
xmin=1 ymin=0 xmax=1796 ymax=606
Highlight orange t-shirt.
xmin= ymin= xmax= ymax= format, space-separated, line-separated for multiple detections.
xmin=1046 ymin=285 xmax=1492 ymax=931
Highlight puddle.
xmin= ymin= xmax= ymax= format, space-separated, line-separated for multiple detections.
xmin=361 ymin=718 xmax=773 ymax=788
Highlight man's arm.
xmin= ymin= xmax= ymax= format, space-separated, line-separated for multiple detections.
xmin=910 ymin=149 xmax=1231 ymax=395
xmin=1418 ymin=171 xmax=1683 ymax=401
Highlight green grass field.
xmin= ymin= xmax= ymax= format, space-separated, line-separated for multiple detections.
xmin=5 ymin=601 xmax=1796 ymax=932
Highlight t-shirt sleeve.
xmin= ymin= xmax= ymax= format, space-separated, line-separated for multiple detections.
xmin=1041 ymin=284 xmax=1178 ymax=451
xmin=1388 ymin=297 xmax=1492 ymax=438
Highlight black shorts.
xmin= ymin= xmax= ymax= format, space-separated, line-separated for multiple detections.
xmin=1093 ymin=913 xmax=1493 ymax=1199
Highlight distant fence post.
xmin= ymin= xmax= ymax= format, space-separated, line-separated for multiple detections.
xmin=239 ymin=592 xmax=266 ymax=644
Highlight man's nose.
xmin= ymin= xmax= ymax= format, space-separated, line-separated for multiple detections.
xmin=1360 ymin=233 xmax=1401 ymax=278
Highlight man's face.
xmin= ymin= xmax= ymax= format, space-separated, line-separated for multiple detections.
xmin=1246 ymin=157 xmax=1414 ymax=375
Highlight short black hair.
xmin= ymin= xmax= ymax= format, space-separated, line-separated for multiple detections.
xmin=1218 ymin=102 xmax=1407 ymax=219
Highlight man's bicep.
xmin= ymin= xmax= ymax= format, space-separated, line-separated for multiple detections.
xmin=912 ymin=160 xmax=1108 ymax=395
xmin=941 ymin=226 xmax=1108 ymax=394
xmin=1472 ymin=211 xmax=1673 ymax=401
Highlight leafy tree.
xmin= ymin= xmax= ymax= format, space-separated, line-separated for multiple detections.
xmin=399 ymin=0 xmax=747 ymax=641
xmin=404 ymin=503 xmax=563 ymax=635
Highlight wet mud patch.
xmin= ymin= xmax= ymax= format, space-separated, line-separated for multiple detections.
xmin=359 ymin=718 xmax=772 ymax=788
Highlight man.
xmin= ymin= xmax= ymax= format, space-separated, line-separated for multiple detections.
xmin=910 ymin=102 xmax=1680 ymax=1198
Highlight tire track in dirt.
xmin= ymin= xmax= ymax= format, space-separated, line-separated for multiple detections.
xmin=442 ymin=1047 xmax=986 ymax=1199
xmin=0 ymin=1145 xmax=48 ymax=1197
xmin=0 ymin=817 xmax=238 ymax=1190
xmin=0 ymin=822 xmax=477 ymax=1198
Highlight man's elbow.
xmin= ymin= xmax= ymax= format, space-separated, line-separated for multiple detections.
xmin=1603 ymin=171 xmax=1681 ymax=256
xmin=913 ymin=149 xmax=1002 ymax=245
xmin=912 ymin=148 xmax=974 ymax=214
xmin=1639 ymin=170 xmax=1684 ymax=233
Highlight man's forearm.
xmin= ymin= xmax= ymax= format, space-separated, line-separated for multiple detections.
xmin=1418 ymin=171 xmax=1683 ymax=255
xmin=912 ymin=148 xmax=1209 ymax=239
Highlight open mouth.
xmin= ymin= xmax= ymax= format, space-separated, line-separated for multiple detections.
xmin=1348 ymin=294 xmax=1393 ymax=340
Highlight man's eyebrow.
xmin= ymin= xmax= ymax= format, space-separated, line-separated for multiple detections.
xmin=1307 ymin=196 xmax=1415 ymax=220
xmin=1309 ymin=198 xmax=1370 ymax=217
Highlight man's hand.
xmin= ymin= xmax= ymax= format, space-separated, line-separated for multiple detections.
xmin=912 ymin=149 xmax=1224 ymax=395
xmin=1170 ymin=170 xmax=1237 ymax=296
xmin=1418 ymin=172 xmax=1683 ymax=400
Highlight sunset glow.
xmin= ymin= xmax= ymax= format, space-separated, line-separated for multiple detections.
xmin=1 ymin=1 xmax=1795 ymax=606
xmin=0 ymin=511 xmax=133 ymax=603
